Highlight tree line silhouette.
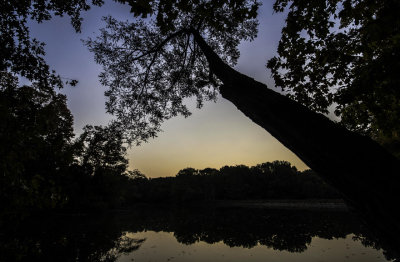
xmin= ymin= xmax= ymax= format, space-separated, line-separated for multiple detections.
xmin=2 ymin=67 xmax=396 ymax=261
xmin=52 ymin=159 xmax=342 ymax=211
xmin=2 ymin=0 xmax=400 ymax=248
xmin=0 ymin=73 xmax=340 ymax=222
xmin=130 ymin=161 xmax=341 ymax=204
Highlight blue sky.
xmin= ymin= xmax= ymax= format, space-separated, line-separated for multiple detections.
xmin=28 ymin=0 xmax=308 ymax=177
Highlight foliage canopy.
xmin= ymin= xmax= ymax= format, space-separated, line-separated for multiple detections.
xmin=0 ymin=0 xmax=106 ymax=90
xmin=75 ymin=124 xmax=128 ymax=175
xmin=85 ymin=0 xmax=260 ymax=143
xmin=0 ymin=72 xmax=75 ymax=211
xmin=267 ymin=0 xmax=400 ymax=154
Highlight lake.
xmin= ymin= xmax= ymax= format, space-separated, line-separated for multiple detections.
xmin=1 ymin=205 xmax=395 ymax=261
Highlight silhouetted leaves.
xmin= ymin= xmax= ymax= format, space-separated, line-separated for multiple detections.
xmin=75 ymin=124 xmax=128 ymax=175
xmin=85 ymin=0 xmax=259 ymax=143
xmin=0 ymin=0 xmax=104 ymax=90
xmin=267 ymin=0 xmax=400 ymax=157
xmin=0 ymin=72 xmax=74 ymax=216
xmin=129 ymin=161 xmax=340 ymax=203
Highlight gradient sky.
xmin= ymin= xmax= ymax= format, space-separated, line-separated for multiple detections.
xmin=28 ymin=0 xmax=309 ymax=177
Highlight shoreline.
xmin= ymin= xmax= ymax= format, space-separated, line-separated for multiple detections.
xmin=33 ymin=199 xmax=350 ymax=217
xmin=211 ymin=199 xmax=349 ymax=211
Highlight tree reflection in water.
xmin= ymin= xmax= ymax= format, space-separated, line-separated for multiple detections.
xmin=1 ymin=206 xmax=396 ymax=261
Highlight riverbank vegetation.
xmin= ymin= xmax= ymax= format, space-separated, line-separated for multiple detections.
xmin=63 ymin=160 xmax=342 ymax=211
xmin=0 ymin=73 xmax=340 ymax=225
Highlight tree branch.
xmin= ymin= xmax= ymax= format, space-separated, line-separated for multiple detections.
xmin=132 ymin=29 xmax=188 ymax=61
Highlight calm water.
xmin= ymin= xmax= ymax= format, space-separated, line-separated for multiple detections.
xmin=1 ymin=206 xmax=395 ymax=261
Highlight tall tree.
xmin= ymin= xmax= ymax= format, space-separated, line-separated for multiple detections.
xmin=0 ymin=72 xmax=75 ymax=213
xmin=1 ymin=0 xmax=398 ymax=251
xmin=85 ymin=0 xmax=400 ymax=247
xmin=85 ymin=0 xmax=259 ymax=142
xmin=0 ymin=0 xmax=108 ymax=215
xmin=267 ymin=0 xmax=400 ymax=157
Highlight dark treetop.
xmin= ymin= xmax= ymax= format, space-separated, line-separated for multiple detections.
xmin=0 ymin=0 xmax=106 ymax=90
xmin=85 ymin=0 xmax=400 ymax=250
xmin=85 ymin=0 xmax=259 ymax=143
xmin=267 ymin=0 xmax=400 ymax=157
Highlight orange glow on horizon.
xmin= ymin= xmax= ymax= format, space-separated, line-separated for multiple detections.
xmin=129 ymin=97 xmax=308 ymax=178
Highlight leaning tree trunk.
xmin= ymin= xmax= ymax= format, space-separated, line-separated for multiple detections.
xmin=192 ymin=29 xmax=400 ymax=252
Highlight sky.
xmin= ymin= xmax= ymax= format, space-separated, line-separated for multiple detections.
xmin=28 ymin=0 xmax=309 ymax=178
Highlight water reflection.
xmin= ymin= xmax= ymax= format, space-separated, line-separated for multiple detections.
xmin=0 ymin=206 xmax=395 ymax=261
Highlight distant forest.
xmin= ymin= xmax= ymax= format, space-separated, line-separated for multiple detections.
xmin=65 ymin=160 xmax=341 ymax=211
xmin=1 ymin=74 xmax=339 ymax=223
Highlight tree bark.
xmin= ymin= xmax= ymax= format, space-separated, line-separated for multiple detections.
xmin=191 ymin=29 xmax=400 ymax=252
